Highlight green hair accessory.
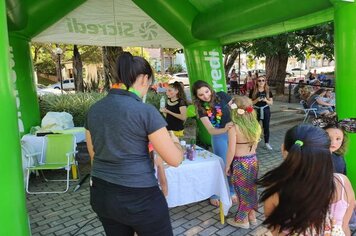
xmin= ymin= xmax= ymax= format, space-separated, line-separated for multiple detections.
xmin=295 ymin=140 xmax=304 ymax=147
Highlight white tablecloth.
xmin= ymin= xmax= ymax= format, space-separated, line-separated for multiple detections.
xmin=165 ymin=148 xmax=232 ymax=215
xmin=21 ymin=127 xmax=86 ymax=153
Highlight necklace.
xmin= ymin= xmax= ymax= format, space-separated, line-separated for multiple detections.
xmin=112 ymin=83 xmax=142 ymax=97
xmin=203 ymin=102 xmax=222 ymax=128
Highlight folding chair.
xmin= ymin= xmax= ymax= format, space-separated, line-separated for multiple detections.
xmin=300 ymin=100 xmax=318 ymax=123
xmin=25 ymin=134 xmax=78 ymax=194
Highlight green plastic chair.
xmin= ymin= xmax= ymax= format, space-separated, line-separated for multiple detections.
xmin=25 ymin=134 xmax=78 ymax=194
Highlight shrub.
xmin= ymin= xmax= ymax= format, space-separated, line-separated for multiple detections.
xmin=39 ymin=92 xmax=106 ymax=126
xmin=154 ymin=73 xmax=172 ymax=83
xmin=145 ymin=90 xmax=164 ymax=110
xmin=167 ymin=64 xmax=183 ymax=74
xmin=39 ymin=91 xmax=164 ymax=127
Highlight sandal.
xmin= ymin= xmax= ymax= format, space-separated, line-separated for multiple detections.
xmin=249 ymin=218 xmax=258 ymax=226
xmin=226 ymin=218 xmax=250 ymax=229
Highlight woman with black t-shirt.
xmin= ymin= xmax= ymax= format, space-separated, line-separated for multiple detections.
xmin=249 ymin=76 xmax=273 ymax=150
xmin=160 ymin=82 xmax=187 ymax=137
xmin=192 ymin=80 xmax=235 ymax=206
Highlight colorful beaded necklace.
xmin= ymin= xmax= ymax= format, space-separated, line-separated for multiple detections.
xmin=203 ymin=102 xmax=222 ymax=128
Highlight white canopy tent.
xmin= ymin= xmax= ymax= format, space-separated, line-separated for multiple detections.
xmin=32 ymin=0 xmax=182 ymax=48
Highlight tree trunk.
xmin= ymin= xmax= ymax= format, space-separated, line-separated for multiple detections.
xmin=224 ymin=48 xmax=239 ymax=80
xmin=160 ymin=48 xmax=164 ymax=74
xmin=73 ymin=45 xmax=84 ymax=92
xmin=103 ymin=46 xmax=123 ymax=91
xmin=265 ymin=52 xmax=288 ymax=95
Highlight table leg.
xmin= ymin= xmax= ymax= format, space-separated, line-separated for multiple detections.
xmin=220 ymin=200 xmax=224 ymax=224
xmin=71 ymin=165 xmax=78 ymax=179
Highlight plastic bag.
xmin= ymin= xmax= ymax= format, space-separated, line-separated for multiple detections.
xmin=41 ymin=112 xmax=74 ymax=131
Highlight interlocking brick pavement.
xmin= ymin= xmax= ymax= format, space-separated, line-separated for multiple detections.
xmin=26 ymin=105 xmax=302 ymax=236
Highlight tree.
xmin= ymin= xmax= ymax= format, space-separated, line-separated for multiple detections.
xmin=223 ymin=42 xmax=249 ymax=80
xmin=223 ymin=22 xmax=334 ymax=94
xmin=124 ymin=47 xmax=150 ymax=60
xmin=102 ymin=46 xmax=123 ymax=91
xmin=73 ymin=45 xmax=84 ymax=92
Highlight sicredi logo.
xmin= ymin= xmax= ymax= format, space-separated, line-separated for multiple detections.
xmin=203 ymin=50 xmax=224 ymax=90
xmin=66 ymin=18 xmax=158 ymax=40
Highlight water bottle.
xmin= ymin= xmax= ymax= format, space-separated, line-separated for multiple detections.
xmin=160 ymin=96 xmax=166 ymax=110
xmin=186 ymin=144 xmax=193 ymax=160
xmin=180 ymin=140 xmax=187 ymax=159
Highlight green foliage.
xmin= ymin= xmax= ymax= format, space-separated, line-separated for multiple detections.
xmin=39 ymin=93 xmax=106 ymax=126
xmin=78 ymin=45 xmax=103 ymax=64
xmin=124 ymin=47 xmax=150 ymax=60
xmin=35 ymin=60 xmax=57 ymax=75
xmin=244 ymin=22 xmax=334 ymax=61
xmin=39 ymin=91 xmax=163 ymax=126
xmin=154 ymin=73 xmax=172 ymax=83
xmin=167 ymin=64 xmax=183 ymax=74
xmin=145 ymin=91 xmax=163 ymax=110
xmin=246 ymin=54 xmax=255 ymax=69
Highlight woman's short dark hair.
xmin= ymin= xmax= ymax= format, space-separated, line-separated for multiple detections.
xmin=257 ymin=124 xmax=334 ymax=235
xmin=115 ymin=52 xmax=153 ymax=90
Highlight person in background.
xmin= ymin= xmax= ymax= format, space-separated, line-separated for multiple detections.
xmin=249 ymin=76 xmax=274 ymax=150
xmin=307 ymin=88 xmax=334 ymax=116
xmin=245 ymin=71 xmax=254 ymax=93
xmin=325 ymin=122 xmax=348 ymax=175
xmin=160 ymin=81 xmax=187 ymax=138
xmin=156 ymin=82 xmax=166 ymax=94
xmin=298 ymin=85 xmax=313 ymax=102
xmin=85 ymin=52 xmax=183 ymax=236
xmin=253 ymin=71 xmax=259 ymax=80
xmin=257 ymin=124 xmax=355 ymax=236
xmin=293 ymin=80 xmax=305 ymax=100
xmin=318 ymin=72 xmax=327 ymax=84
xmin=192 ymin=80 xmax=234 ymax=206
xmin=225 ymin=96 xmax=261 ymax=229
xmin=229 ymin=69 xmax=238 ymax=94
xmin=322 ymin=89 xmax=336 ymax=111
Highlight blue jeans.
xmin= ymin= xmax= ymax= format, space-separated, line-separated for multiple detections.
xmin=211 ymin=133 xmax=235 ymax=197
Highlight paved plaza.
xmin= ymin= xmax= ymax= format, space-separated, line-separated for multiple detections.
xmin=26 ymin=102 xmax=303 ymax=236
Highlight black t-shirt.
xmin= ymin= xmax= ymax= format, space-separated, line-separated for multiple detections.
xmin=249 ymin=90 xmax=273 ymax=107
xmin=197 ymin=91 xmax=231 ymax=128
xmin=166 ymin=98 xmax=187 ymax=131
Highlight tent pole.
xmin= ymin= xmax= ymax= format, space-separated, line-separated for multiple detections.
xmin=332 ymin=0 xmax=356 ymax=187
xmin=0 ymin=1 xmax=31 ymax=235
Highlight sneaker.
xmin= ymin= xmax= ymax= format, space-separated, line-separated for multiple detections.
xmin=226 ymin=218 xmax=250 ymax=229
xmin=266 ymin=143 xmax=273 ymax=150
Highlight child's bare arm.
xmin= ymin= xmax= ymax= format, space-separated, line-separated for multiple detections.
xmin=155 ymin=156 xmax=168 ymax=196
xmin=226 ymin=126 xmax=236 ymax=176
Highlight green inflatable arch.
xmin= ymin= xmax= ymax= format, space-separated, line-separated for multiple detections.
xmin=1 ymin=0 xmax=355 ymax=235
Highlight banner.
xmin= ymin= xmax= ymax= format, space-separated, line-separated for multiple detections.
xmin=32 ymin=0 xmax=181 ymax=48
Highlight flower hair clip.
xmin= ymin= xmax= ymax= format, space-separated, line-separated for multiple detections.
xmin=245 ymin=106 xmax=254 ymax=113
xmin=231 ymin=103 xmax=254 ymax=115
xmin=230 ymin=103 xmax=238 ymax=109
xmin=237 ymin=108 xmax=245 ymax=115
